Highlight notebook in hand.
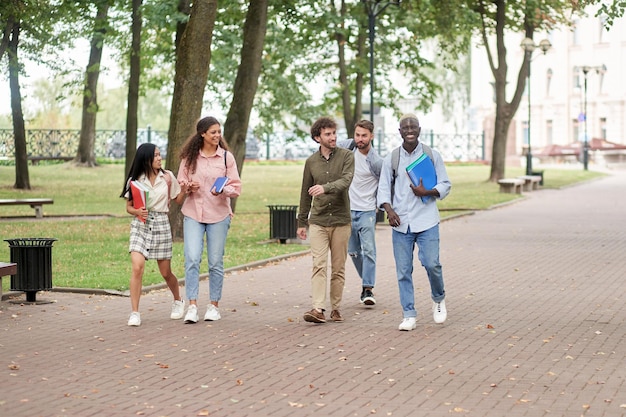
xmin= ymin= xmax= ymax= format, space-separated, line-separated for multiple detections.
xmin=130 ymin=180 xmax=150 ymax=222
xmin=405 ymin=153 xmax=437 ymax=203
xmin=211 ymin=176 xmax=228 ymax=194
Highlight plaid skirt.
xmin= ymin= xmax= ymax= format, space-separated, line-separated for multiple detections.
xmin=129 ymin=212 xmax=173 ymax=260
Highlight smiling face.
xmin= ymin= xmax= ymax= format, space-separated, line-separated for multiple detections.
xmin=201 ymin=123 xmax=222 ymax=147
xmin=399 ymin=116 xmax=421 ymax=150
xmin=316 ymin=127 xmax=337 ymax=152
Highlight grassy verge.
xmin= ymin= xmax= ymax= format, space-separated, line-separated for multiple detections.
xmin=0 ymin=162 xmax=605 ymax=292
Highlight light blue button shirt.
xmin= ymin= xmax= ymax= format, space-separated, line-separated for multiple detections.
xmin=377 ymin=143 xmax=451 ymax=233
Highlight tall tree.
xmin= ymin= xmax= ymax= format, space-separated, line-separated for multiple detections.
xmin=125 ymin=0 xmax=142 ymax=176
xmin=7 ymin=19 xmax=29 ymax=189
xmin=467 ymin=0 xmax=579 ymax=181
xmin=166 ymin=0 xmax=218 ymax=239
xmin=223 ymin=0 xmax=269 ymax=211
xmin=75 ymin=0 xmax=111 ymax=166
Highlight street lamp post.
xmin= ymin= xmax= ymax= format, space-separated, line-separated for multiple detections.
xmin=580 ymin=65 xmax=607 ymax=170
xmin=362 ymin=0 xmax=400 ymax=126
xmin=520 ymin=38 xmax=551 ymax=176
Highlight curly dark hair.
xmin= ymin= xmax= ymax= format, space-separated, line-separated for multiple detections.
xmin=310 ymin=117 xmax=337 ymax=142
xmin=179 ymin=116 xmax=229 ymax=174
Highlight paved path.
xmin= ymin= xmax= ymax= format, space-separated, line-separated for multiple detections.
xmin=2 ymin=170 xmax=625 ymax=417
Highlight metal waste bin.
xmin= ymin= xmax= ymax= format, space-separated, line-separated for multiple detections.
xmin=4 ymin=238 xmax=57 ymax=302
xmin=267 ymin=205 xmax=298 ymax=244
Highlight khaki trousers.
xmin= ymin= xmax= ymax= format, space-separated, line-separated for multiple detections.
xmin=309 ymin=223 xmax=351 ymax=311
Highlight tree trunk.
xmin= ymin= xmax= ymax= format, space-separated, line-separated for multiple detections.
xmin=484 ymin=0 xmax=527 ymax=181
xmin=0 ymin=15 xmax=16 ymax=62
xmin=125 ymin=0 xmax=142 ymax=177
xmin=75 ymin=1 xmax=110 ymax=167
xmin=8 ymin=20 xmax=29 ymax=189
xmin=166 ymin=0 xmax=218 ymax=240
xmin=223 ymin=0 xmax=269 ymax=212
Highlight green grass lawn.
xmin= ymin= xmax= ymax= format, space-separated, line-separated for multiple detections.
xmin=0 ymin=161 xmax=605 ymax=292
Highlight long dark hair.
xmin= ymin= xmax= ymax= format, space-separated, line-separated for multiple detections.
xmin=119 ymin=143 xmax=160 ymax=198
xmin=179 ymin=116 xmax=230 ymax=174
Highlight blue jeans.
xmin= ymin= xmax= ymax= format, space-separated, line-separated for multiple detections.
xmin=348 ymin=210 xmax=377 ymax=288
xmin=392 ymin=224 xmax=445 ymax=318
xmin=183 ymin=216 xmax=231 ymax=303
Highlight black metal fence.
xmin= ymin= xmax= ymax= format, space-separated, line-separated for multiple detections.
xmin=0 ymin=127 xmax=168 ymax=161
xmin=0 ymin=128 xmax=486 ymax=163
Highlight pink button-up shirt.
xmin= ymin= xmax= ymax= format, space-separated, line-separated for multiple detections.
xmin=177 ymin=148 xmax=242 ymax=224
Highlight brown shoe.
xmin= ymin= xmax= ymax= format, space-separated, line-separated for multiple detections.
xmin=303 ymin=309 xmax=326 ymax=323
xmin=330 ymin=310 xmax=344 ymax=322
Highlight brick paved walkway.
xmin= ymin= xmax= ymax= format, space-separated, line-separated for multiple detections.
xmin=2 ymin=169 xmax=625 ymax=417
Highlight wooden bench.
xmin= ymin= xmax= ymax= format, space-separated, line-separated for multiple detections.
xmin=497 ymin=178 xmax=525 ymax=194
xmin=0 ymin=198 xmax=54 ymax=218
xmin=0 ymin=262 xmax=18 ymax=300
xmin=517 ymin=175 xmax=542 ymax=191
xmin=28 ymin=156 xmax=74 ymax=165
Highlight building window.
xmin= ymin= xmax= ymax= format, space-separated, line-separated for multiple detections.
xmin=572 ymin=20 xmax=580 ymax=45
xmin=546 ymin=68 xmax=553 ymax=96
xmin=546 ymin=120 xmax=553 ymax=145
xmin=598 ymin=16 xmax=608 ymax=43
xmin=522 ymin=120 xmax=529 ymax=145
xmin=600 ymin=118 xmax=607 ymax=140
xmin=573 ymin=66 xmax=581 ymax=89
xmin=573 ymin=119 xmax=580 ymax=143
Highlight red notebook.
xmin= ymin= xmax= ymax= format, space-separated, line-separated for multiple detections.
xmin=130 ymin=181 xmax=149 ymax=222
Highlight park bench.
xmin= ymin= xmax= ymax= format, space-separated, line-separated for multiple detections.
xmin=497 ymin=178 xmax=525 ymax=194
xmin=0 ymin=198 xmax=54 ymax=218
xmin=0 ymin=262 xmax=17 ymax=300
xmin=517 ymin=175 xmax=542 ymax=191
xmin=27 ymin=156 xmax=74 ymax=165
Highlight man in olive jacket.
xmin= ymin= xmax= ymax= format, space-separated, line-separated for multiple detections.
xmin=297 ymin=117 xmax=355 ymax=324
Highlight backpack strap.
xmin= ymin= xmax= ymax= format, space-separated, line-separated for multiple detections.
xmin=348 ymin=139 xmax=356 ymax=150
xmin=163 ymin=169 xmax=173 ymax=208
xmin=390 ymin=143 xmax=434 ymax=204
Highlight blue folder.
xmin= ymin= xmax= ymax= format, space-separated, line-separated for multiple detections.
xmin=405 ymin=153 xmax=437 ymax=203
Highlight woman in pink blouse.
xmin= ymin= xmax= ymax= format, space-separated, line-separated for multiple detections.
xmin=177 ymin=117 xmax=242 ymax=323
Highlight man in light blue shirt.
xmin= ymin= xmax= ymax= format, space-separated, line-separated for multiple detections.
xmin=377 ymin=114 xmax=451 ymax=331
xmin=338 ymin=120 xmax=383 ymax=306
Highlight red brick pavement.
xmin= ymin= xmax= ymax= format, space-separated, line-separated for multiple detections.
xmin=1 ymin=169 xmax=625 ymax=417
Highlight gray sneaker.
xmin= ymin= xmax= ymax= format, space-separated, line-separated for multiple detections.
xmin=184 ymin=305 xmax=199 ymax=323
xmin=170 ymin=299 xmax=185 ymax=320
xmin=204 ymin=304 xmax=221 ymax=321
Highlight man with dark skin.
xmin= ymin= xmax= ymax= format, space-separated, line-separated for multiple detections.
xmin=377 ymin=114 xmax=452 ymax=331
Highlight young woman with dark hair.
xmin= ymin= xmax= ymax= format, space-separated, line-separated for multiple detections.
xmin=120 ymin=143 xmax=188 ymax=326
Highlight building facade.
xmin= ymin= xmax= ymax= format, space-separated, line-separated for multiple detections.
xmin=469 ymin=7 xmax=626 ymax=166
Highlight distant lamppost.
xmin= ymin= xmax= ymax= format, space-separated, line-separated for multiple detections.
xmin=520 ymin=38 xmax=551 ymax=176
xmin=580 ymin=64 xmax=607 ymax=170
xmin=362 ymin=0 xmax=400 ymax=125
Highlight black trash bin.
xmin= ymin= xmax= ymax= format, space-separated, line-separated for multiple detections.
xmin=4 ymin=238 xmax=57 ymax=302
xmin=267 ymin=205 xmax=298 ymax=244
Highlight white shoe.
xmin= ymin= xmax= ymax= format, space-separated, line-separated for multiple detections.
xmin=184 ymin=305 xmax=199 ymax=323
xmin=398 ymin=317 xmax=417 ymax=331
xmin=204 ymin=304 xmax=221 ymax=321
xmin=433 ymin=300 xmax=447 ymax=324
xmin=128 ymin=312 xmax=141 ymax=327
xmin=170 ymin=299 xmax=185 ymax=320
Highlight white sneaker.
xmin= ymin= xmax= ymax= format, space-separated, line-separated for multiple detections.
xmin=184 ymin=304 xmax=199 ymax=323
xmin=398 ymin=317 xmax=417 ymax=331
xmin=433 ymin=300 xmax=447 ymax=324
xmin=170 ymin=299 xmax=185 ymax=320
xmin=204 ymin=304 xmax=221 ymax=321
xmin=128 ymin=312 xmax=141 ymax=327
